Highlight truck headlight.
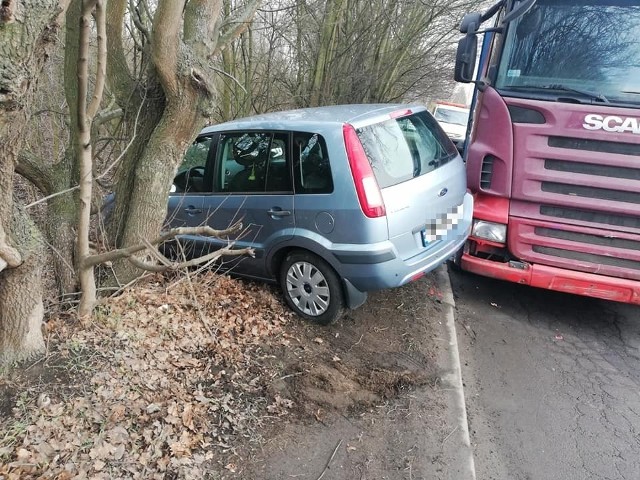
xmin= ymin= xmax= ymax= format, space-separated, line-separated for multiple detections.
xmin=472 ymin=220 xmax=507 ymax=243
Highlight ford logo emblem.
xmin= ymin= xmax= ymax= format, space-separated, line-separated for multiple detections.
xmin=438 ymin=188 xmax=448 ymax=197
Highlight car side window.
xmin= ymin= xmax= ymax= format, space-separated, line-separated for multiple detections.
xmin=172 ymin=136 xmax=215 ymax=193
xmin=293 ymin=133 xmax=333 ymax=194
xmin=216 ymin=132 xmax=292 ymax=193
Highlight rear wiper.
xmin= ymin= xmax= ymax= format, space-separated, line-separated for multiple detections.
xmin=504 ymin=84 xmax=609 ymax=103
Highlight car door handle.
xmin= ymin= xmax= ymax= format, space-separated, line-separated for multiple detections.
xmin=267 ymin=208 xmax=291 ymax=217
xmin=184 ymin=206 xmax=202 ymax=215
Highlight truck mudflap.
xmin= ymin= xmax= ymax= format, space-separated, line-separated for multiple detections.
xmin=461 ymin=253 xmax=640 ymax=305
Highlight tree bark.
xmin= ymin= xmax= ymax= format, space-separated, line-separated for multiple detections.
xmin=102 ymin=0 xmax=259 ymax=288
xmin=0 ymin=0 xmax=69 ymax=365
xmin=76 ymin=0 xmax=106 ymax=316
xmin=0 ymin=207 xmax=45 ymax=364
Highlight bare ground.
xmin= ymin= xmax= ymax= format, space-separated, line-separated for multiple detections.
xmin=0 ymin=271 xmax=459 ymax=480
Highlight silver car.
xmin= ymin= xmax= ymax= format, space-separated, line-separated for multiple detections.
xmin=167 ymin=104 xmax=473 ymax=324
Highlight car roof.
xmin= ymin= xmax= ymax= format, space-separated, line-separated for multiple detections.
xmin=200 ymin=104 xmax=427 ymax=134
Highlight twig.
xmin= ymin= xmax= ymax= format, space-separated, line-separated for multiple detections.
xmin=315 ymin=439 xmax=343 ymax=480
xmin=441 ymin=426 xmax=459 ymax=447
xmin=184 ymin=265 xmax=215 ymax=338
xmin=348 ymin=334 xmax=364 ymax=352
xmin=277 ymin=372 xmax=304 ymax=381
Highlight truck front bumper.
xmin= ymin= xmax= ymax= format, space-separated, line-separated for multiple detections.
xmin=461 ymin=253 xmax=640 ymax=305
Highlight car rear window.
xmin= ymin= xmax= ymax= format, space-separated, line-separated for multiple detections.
xmin=356 ymin=111 xmax=457 ymax=188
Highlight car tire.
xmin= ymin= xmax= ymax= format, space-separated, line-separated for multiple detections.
xmin=279 ymin=251 xmax=344 ymax=325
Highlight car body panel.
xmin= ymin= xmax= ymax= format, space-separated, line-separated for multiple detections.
xmin=166 ymin=104 xmax=472 ymax=307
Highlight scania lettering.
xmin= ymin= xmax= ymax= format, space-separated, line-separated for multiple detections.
xmin=454 ymin=0 xmax=640 ymax=305
xmin=583 ymin=114 xmax=640 ymax=134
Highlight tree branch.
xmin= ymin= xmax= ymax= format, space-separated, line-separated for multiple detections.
xmin=92 ymin=107 xmax=123 ymax=129
xmin=83 ymin=222 xmax=246 ymax=268
xmin=151 ymin=0 xmax=187 ymax=95
xmin=87 ymin=0 xmax=107 ymax=119
xmin=106 ymin=0 xmax=135 ymax=104
xmin=128 ymin=0 xmax=151 ymax=44
xmin=213 ymin=0 xmax=261 ymax=55
xmin=127 ymin=244 xmax=253 ymax=273
xmin=184 ymin=0 xmax=222 ymax=58
xmin=0 ymin=226 xmax=22 ymax=271
xmin=15 ymin=151 xmax=54 ymax=196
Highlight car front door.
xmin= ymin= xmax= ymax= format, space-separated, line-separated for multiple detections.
xmin=197 ymin=130 xmax=295 ymax=279
xmin=166 ymin=134 xmax=217 ymax=257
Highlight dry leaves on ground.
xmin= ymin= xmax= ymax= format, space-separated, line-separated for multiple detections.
xmin=0 ymin=272 xmax=295 ymax=479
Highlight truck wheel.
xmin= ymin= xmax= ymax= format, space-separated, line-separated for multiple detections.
xmin=280 ymin=251 xmax=344 ymax=325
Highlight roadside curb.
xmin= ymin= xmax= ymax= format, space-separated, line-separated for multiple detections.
xmin=435 ymin=264 xmax=477 ymax=480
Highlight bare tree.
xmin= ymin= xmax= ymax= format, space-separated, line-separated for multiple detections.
xmin=104 ymin=0 xmax=260 ymax=287
xmin=212 ymin=0 xmax=482 ymax=121
xmin=0 ymin=0 xmax=70 ymax=364
xmin=71 ymin=0 xmax=254 ymax=315
xmin=75 ymin=0 xmax=107 ymax=315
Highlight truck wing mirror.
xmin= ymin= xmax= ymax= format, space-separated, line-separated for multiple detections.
xmin=459 ymin=12 xmax=482 ymax=33
xmin=454 ymin=34 xmax=478 ymax=83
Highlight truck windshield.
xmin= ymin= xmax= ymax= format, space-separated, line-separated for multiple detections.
xmin=495 ymin=0 xmax=640 ymax=105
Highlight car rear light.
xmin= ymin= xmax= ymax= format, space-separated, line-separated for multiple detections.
xmin=343 ymin=124 xmax=386 ymax=218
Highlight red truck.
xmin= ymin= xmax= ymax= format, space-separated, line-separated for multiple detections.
xmin=453 ymin=0 xmax=640 ymax=304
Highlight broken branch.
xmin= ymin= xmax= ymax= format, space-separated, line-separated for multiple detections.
xmin=83 ymin=222 xmax=246 ymax=268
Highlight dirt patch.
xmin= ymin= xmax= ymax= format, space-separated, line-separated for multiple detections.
xmin=266 ymin=286 xmax=441 ymax=419
xmin=242 ymin=275 xmax=451 ymax=480
xmin=0 ymin=271 xmax=450 ymax=479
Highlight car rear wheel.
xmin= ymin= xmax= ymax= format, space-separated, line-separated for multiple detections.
xmin=280 ymin=251 xmax=344 ymax=325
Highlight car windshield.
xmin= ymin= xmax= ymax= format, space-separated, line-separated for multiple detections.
xmin=434 ymin=108 xmax=469 ymax=126
xmin=495 ymin=0 xmax=640 ymax=105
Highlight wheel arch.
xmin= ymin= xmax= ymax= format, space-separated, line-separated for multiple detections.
xmin=268 ymin=241 xmax=367 ymax=311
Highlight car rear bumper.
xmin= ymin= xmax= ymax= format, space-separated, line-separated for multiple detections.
xmin=461 ymin=253 xmax=640 ymax=305
xmin=337 ymin=193 xmax=473 ymax=291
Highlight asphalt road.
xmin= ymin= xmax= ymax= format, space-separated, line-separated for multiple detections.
xmin=449 ymin=267 xmax=640 ymax=480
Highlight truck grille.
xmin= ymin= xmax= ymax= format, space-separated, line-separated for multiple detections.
xmin=540 ymin=205 xmax=640 ymax=231
xmin=509 ymin=112 xmax=640 ymax=281
xmin=544 ymin=159 xmax=640 ymax=181
xmin=541 ymin=181 xmax=640 ymax=205
xmin=548 ymin=136 xmax=640 ymax=156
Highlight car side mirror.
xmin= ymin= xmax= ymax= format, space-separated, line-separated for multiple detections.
xmin=454 ymin=34 xmax=478 ymax=83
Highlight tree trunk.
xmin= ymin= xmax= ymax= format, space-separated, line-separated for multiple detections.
xmin=0 ymin=0 xmax=68 ymax=365
xmin=101 ymin=0 xmax=260 ymax=288
xmin=106 ymin=89 xmax=166 ymax=247
xmin=48 ymin=151 xmax=79 ymax=296
xmin=0 ymin=207 xmax=45 ymax=364
xmin=109 ymin=93 xmax=202 ymax=285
